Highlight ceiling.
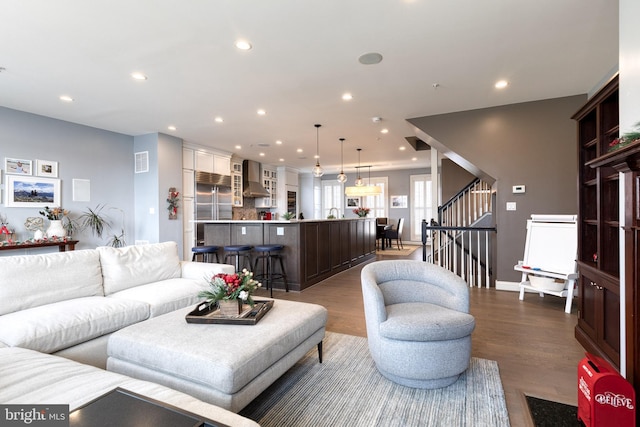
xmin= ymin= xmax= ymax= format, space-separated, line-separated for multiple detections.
xmin=0 ymin=1 xmax=618 ymax=174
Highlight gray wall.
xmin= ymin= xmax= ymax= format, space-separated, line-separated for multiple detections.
xmin=409 ymin=95 xmax=585 ymax=282
xmin=441 ymin=159 xmax=476 ymax=204
xmin=0 ymin=107 xmax=134 ymax=252
xmin=133 ymin=133 xmax=159 ymax=243
xmin=157 ymin=133 xmax=183 ymax=246
xmin=132 ymin=132 xmax=184 ymax=246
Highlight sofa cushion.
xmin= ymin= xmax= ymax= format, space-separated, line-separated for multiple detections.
xmin=0 ymin=296 xmax=149 ymax=353
xmin=98 ymin=241 xmax=182 ymax=295
xmin=380 ymin=302 xmax=476 ymax=342
xmin=109 ymin=278 xmax=207 ymax=317
xmin=0 ymin=347 xmax=259 ymax=427
xmin=0 ymin=250 xmax=103 ymax=315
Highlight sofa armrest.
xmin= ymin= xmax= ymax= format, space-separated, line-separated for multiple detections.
xmin=180 ymin=261 xmax=235 ymax=282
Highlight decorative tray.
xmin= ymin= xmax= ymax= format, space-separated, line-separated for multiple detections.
xmin=185 ymin=299 xmax=273 ymax=325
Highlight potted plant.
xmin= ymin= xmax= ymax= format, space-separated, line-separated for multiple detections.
xmin=78 ymin=204 xmax=110 ymax=238
xmin=39 ymin=206 xmax=69 ymax=238
xmin=198 ymin=269 xmax=262 ymax=316
xmin=353 ymin=207 xmax=371 ymax=218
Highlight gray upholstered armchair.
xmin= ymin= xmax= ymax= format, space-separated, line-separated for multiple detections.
xmin=361 ymin=260 xmax=476 ymax=389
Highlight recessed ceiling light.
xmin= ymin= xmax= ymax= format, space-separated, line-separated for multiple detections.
xmin=276 ymin=140 xmax=283 ymax=145
xmin=235 ymin=145 xmax=242 ymax=150
xmin=399 ymin=146 xmax=406 ymax=151
xmin=296 ymin=148 xmax=303 ymax=153
xmin=380 ymin=128 xmax=389 ymax=134
xmin=279 ymin=158 xmax=285 ymax=162
xmin=131 ymin=72 xmax=147 ymax=81
xmin=257 ymin=109 xmax=266 ymax=116
xmin=168 ymin=125 xmax=177 ymax=131
xmin=412 ymin=157 xmax=417 ymax=161
xmin=342 ymin=93 xmax=353 ymax=101
xmin=214 ymin=117 xmax=224 ymax=123
xmin=259 ymin=152 xmax=265 ymax=157
xmin=59 ymin=95 xmax=73 ymax=102
xmin=358 ymin=52 xmax=383 ymax=65
xmin=495 ymin=80 xmax=508 ymax=89
xmin=235 ymin=40 xmax=252 ymax=50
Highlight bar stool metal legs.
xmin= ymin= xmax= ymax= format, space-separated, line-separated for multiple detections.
xmin=252 ymin=245 xmax=289 ymax=297
xmin=223 ymin=245 xmax=253 ymax=272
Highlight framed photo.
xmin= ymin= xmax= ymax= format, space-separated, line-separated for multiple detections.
xmin=346 ymin=197 xmax=360 ymax=208
xmin=390 ymin=195 xmax=408 ymax=208
xmin=5 ymin=158 xmax=32 ymax=175
xmin=5 ymin=175 xmax=61 ymax=208
xmin=35 ymin=159 xmax=58 ymax=177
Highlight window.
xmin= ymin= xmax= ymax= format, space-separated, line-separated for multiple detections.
xmin=362 ymin=177 xmax=388 ymax=219
xmin=410 ymin=174 xmax=432 ymax=241
xmin=321 ymin=181 xmax=344 ymax=218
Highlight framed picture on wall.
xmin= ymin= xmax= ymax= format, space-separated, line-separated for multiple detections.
xmin=390 ymin=195 xmax=408 ymax=208
xmin=346 ymin=197 xmax=360 ymax=208
xmin=4 ymin=158 xmax=32 ymax=175
xmin=5 ymin=175 xmax=61 ymax=208
xmin=35 ymin=159 xmax=58 ymax=178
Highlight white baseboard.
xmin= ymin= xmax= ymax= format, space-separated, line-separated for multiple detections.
xmin=495 ymin=280 xmax=537 ymax=293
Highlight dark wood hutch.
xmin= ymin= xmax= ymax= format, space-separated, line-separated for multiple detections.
xmin=573 ymin=73 xmax=640 ymax=391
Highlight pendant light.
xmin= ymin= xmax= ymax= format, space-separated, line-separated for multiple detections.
xmin=345 ymin=148 xmax=381 ymax=196
xmin=337 ymin=138 xmax=347 ymax=183
xmin=354 ymin=148 xmax=364 ymax=186
xmin=312 ymin=124 xmax=324 ymax=177
xmin=366 ymin=165 xmax=382 ymax=195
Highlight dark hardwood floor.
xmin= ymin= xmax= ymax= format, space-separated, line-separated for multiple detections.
xmin=256 ymin=246 xmax=584 ymax=427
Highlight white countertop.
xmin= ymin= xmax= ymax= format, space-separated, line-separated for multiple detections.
xmin=192 ymin=218 xmax=372 ymax=224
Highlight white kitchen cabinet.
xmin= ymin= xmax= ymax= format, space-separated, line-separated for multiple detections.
xmin=182 ymin=170 xmax=194 ymax=198
xmin=195 ymin=151 xmax=214 ymax=173
xmin=183 ymin=147 xmax=195 ymax=170
xmin=255 ymin=166 xmax=277 ymax=208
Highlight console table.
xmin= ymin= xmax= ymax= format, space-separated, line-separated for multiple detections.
xmin=0 ymin=240 xmax=79 ymax=252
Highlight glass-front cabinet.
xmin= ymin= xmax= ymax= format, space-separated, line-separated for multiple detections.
xmin=256 ymin=166 xmax=277 ymax=208
xmin=231 ymin=160 xmax=243 ymax=207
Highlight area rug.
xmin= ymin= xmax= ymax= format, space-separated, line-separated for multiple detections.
xmin=525 ymin=395 xmax=580 ymax=427
xmin=377 ymin=245 xmax=420 ymax=256
xmin=240 ymin=332 xmax=510 ymax=427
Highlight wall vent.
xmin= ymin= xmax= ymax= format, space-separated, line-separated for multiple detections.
xmin=134 ymin=151 xmax=149 ymax=173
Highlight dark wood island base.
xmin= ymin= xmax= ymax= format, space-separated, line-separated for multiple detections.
xmin=201 ymin=219 xmax=376 ymax=291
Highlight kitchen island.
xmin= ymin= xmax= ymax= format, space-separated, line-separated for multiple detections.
xmin=197 ymin=218 xmax=376 ymax=291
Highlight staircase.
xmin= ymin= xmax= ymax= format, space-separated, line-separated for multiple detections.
xmin=422 ymin=178 xmax=496 ymax=287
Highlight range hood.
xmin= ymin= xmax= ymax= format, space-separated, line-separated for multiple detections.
xmin=242 ymin=160 xmax=271 ymax=198
xmin=195 ymin=171 xmax=231 ymax=187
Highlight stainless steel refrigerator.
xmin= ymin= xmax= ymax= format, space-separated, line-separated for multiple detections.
xmin=195 ymin=171 xmax=232 ymax=245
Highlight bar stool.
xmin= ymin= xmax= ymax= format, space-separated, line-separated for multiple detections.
xmin=223 ymin=245 xmax=253 ymax=272
xmin=252 ymin=244 xmax=289 ymax=297
xmin=191 ymin=245 xmax=220 ymax=263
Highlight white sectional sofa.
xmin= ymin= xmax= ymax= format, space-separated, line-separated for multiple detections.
xmin=0 ymin=241 xmax=261 ymax=425
xmin=0 ymin=241 xmax=234 ymax=368
xmin=0 ymin=347 xmax=259 ymax=427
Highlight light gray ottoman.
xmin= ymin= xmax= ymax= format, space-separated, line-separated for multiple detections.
xmin=107 ymin=299 xmax=328 ymax=413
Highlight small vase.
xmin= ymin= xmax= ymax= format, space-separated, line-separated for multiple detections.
xmin=218 ymin=299 xmax=243 ymax=317
xmin=46 ymin=220 xmax=66 ymax=239
xmin=34 ymin=230 xmax=44 ymax=240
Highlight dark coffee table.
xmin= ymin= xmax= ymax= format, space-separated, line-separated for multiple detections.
xmin=70 ymin=388 xmax=229 ymax=427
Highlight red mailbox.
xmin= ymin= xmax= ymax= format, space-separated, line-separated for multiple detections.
xmin=578 ymin=353 xmax=635 ymax=426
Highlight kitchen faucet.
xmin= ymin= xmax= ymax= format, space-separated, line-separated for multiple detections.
xmin=329 ymin=207 xmax=338 ymax=218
